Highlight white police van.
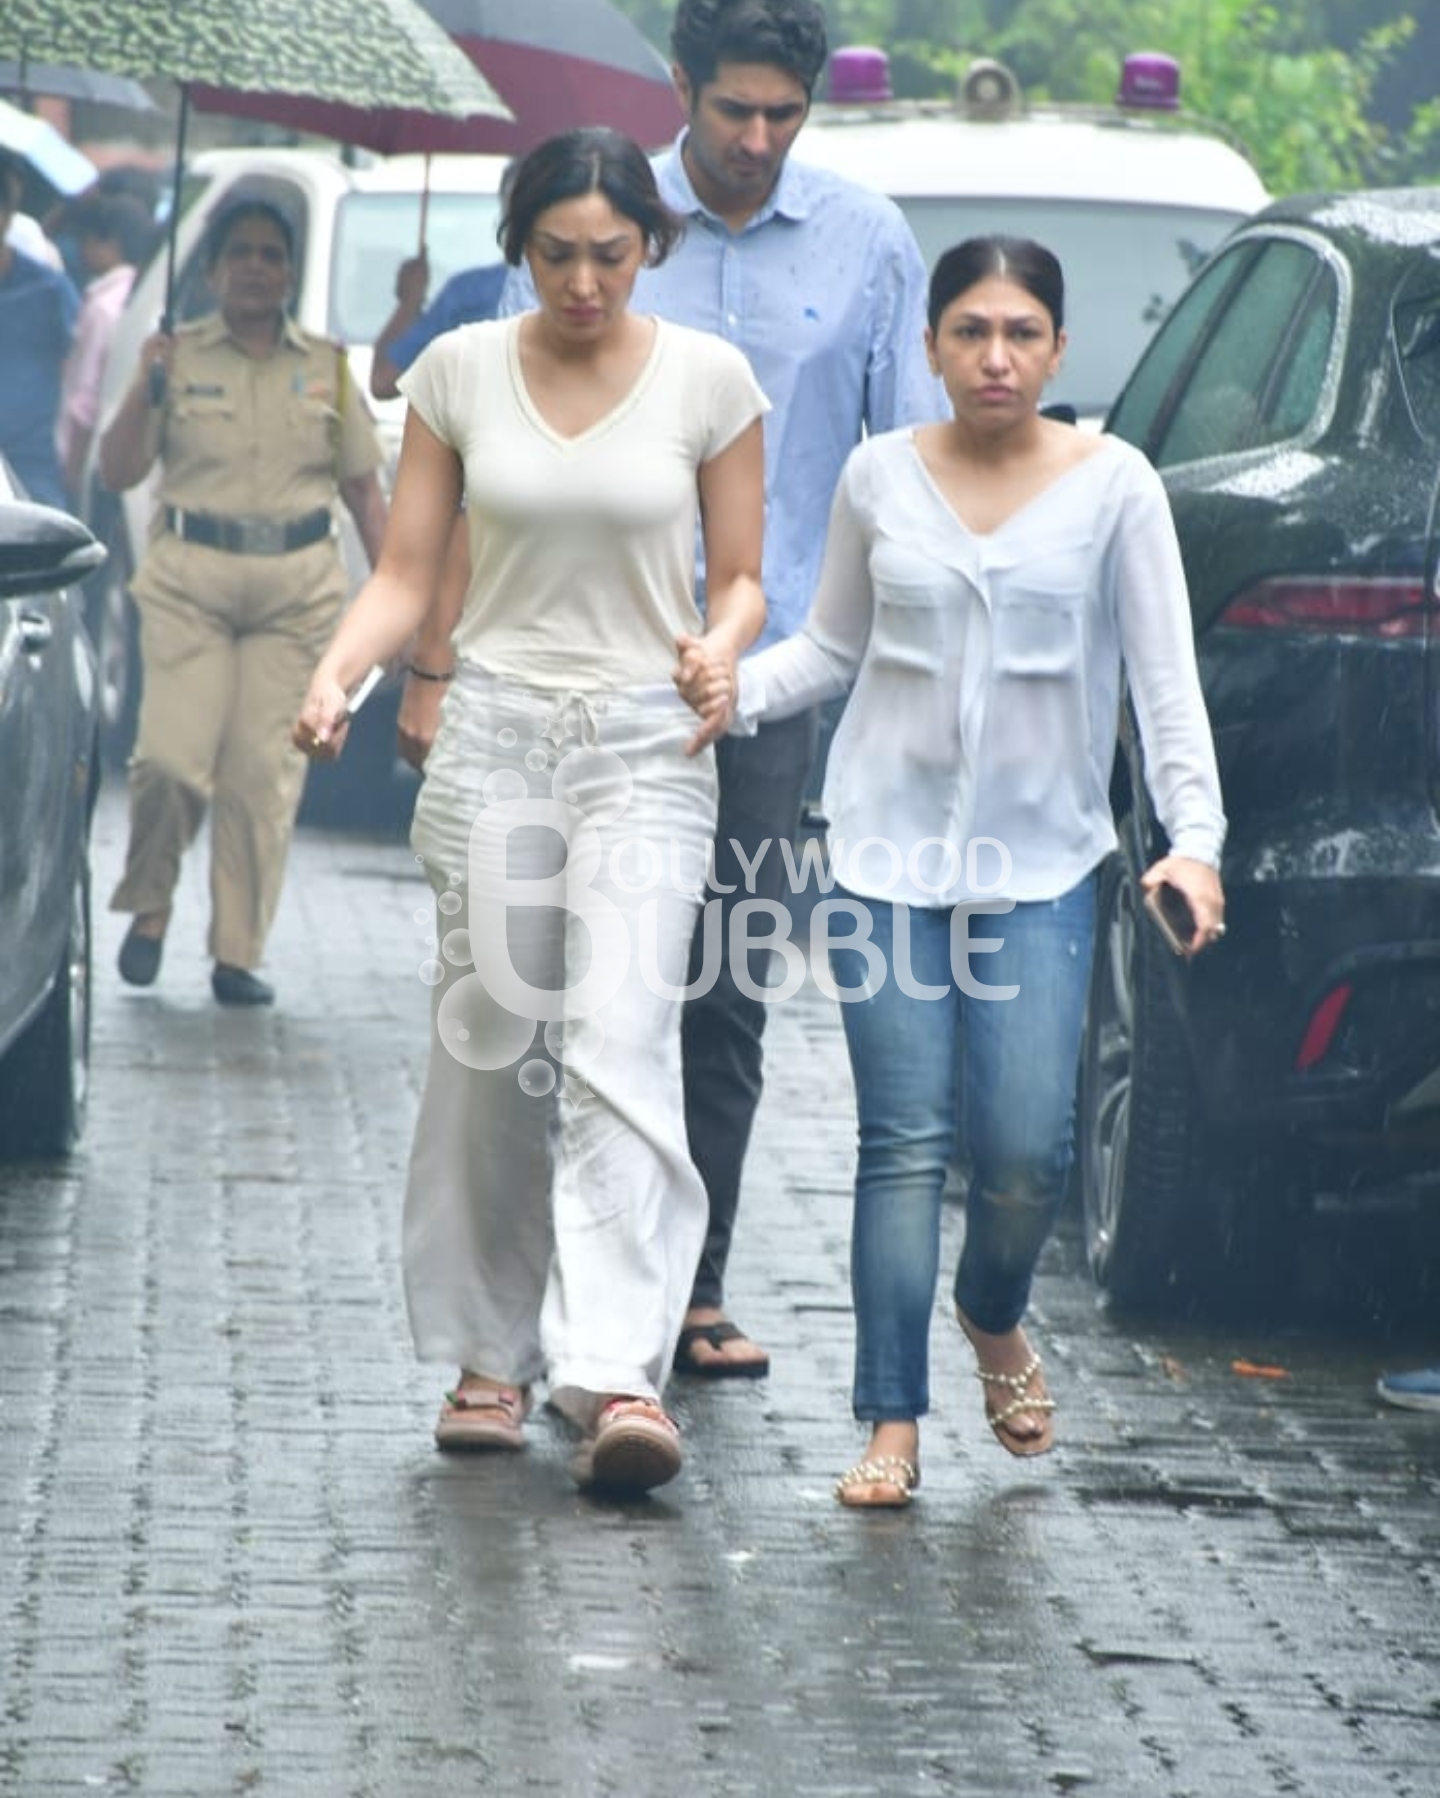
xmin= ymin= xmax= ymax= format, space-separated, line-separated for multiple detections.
xmin=799 ymin=49 xmax=1270 ymax=424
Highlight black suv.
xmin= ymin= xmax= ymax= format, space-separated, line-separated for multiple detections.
xmin=1082 ymin=189 xmax=1440 ymax=1307
xmin=0 ymin=484 xmax=104 ymax=1157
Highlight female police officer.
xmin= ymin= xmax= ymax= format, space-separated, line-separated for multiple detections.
xmin=102 ymin=197 xmax=386 ymax=1005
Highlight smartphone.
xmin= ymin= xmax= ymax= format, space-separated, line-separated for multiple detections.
xmin=345 ymin=665 xmax=384 ymax=718
xmin=1143 ymin=881 xmax=1196 ymax=957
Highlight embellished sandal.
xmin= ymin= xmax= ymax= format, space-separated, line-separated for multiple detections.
xmin=433 ymin=1379 xmax=530 ymax=1452
xmin=573 ymin=1397 xmax=683 ymax=1495
xmin=834 ymin=1455 xmax=920 ymax=1509
xmin=975 ymin=1354 xmax=1056 ymax=1458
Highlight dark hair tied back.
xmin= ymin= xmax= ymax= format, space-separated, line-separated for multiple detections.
xmin=927 ymin=236 xmax=1065 ymax=336
xmin=499 ymin=128 xmax=683 ymax=268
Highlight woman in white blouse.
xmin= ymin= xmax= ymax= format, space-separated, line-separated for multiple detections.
xmin=294 ymin=130 xmax=766 ymax=1499
xmin=728 ymin=236 xmax=1226 ymax=1506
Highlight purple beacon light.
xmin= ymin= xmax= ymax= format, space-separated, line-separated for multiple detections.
xmin=1117 ymin=51 xmax=1181 ymax=112
xmin=828 ymin=46 xmax=893 ymax=105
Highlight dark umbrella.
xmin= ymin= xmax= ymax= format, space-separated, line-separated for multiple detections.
xmin=0 ymin=0 xmax=510 ymax=321
xmin=0 ymin=61 xmax=157 ymax=113
xmin=190 ymin=0 xmax=683 ymax=155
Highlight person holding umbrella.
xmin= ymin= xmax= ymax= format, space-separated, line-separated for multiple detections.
xmin=101 ymin=196 xmax=387 ymax=1007
xmin=368 ymin=161 xmax=520 ymax=406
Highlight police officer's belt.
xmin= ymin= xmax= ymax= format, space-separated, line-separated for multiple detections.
xmin=163 ymin=506 xmax=333 ymax=556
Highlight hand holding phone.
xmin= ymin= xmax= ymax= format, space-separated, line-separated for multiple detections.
xmin=346 ymin=665 xmax=384 ymax=717
xmin=1144 ymin=880 xmax=1197 ymax=957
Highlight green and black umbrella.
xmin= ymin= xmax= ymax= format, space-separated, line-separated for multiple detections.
xmin=195 ymin=0 xmax=682 ymax=155
xmin=0 ymin=0 xmax=507 ymax=122
xmin=0 ymin=0 xmax=510 ymax=318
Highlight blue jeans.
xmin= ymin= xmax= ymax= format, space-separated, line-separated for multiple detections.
xmin=829 ymin=877 xmax=1097 ymax=1422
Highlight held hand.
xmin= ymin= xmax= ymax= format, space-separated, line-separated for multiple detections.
xmin=1140 ymin=854 xmax=1226 ymax=956
xmin=396 ymin=669 xmax=447 ymax=772
xmin=293 ymin=675 xmax=351 ymax=762
xmin=394 ymin=253 xmax=429 ymax=310
xmin=674 ymin=631 xmax=736 ymax=755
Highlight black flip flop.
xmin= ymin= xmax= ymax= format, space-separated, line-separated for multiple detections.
xmin=673 ymin=1320 xmax=771 ymax=1380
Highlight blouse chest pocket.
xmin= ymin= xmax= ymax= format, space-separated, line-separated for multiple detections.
xmin=992 ymin=583 xmax=1085 ymax=679
xmin=868 ymin=537 xmax=959 ymax=676
xmin=871 ymin=582 xmax=947 ymax=674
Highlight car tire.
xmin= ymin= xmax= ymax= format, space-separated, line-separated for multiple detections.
xmin=0 ymin=857 xmax=92 ymax=1159
xmin=84 ymin=510 xmax=142 ymax=770
xmin=1078 ymin=851 xmax=1228 ymax=1311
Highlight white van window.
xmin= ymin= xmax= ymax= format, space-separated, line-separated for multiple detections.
xmin=329 ymin=193 xmax=504 ymax=344
xmin=897 ymin=197 xmax=1237 ymax=419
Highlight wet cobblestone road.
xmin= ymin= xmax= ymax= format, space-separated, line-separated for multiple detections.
xmin=1 ymin=787 xmax=1438 ymax=1796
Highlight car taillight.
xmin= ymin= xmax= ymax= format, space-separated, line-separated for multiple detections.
xmin=1217 ymin=577 xmax=1430 ymax=638
xmin=1294 ymin=982 xmax=1353 ymax=1072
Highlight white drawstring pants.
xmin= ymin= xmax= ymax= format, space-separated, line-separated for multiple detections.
xmin=402 ymin=666 xmax=718 ymax=1416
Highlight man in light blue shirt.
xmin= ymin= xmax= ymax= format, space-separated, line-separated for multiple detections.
xmin=495 ymin=0 xmax=943 ymax=1376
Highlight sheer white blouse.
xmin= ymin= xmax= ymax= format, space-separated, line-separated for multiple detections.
xmin=739 ymin=428 xmax=1226 ymax=907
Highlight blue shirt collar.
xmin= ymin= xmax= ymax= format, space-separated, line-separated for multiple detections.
xmin=659 ymin=130 xmax=817 ymax=232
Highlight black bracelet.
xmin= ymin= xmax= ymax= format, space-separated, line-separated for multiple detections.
xmin=407 ymin=663 xmax=455 ymax=683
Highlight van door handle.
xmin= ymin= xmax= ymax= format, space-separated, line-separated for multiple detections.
xmin=18 ymin=612 xmax=54 ymax=654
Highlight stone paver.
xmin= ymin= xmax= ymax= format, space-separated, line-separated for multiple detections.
xmin=1 ymin=785 xmax=1438 ymax=1796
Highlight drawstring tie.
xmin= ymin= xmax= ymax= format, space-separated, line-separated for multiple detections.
xmin=543 ymin=691 xmax=602 ymax=748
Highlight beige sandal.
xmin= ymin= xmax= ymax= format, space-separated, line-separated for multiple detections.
xmin=433 ymin=1379 xmax=530 ymax=1451
xmin=573 ymin=1397 xmax=682 ymax=1495
xmin=975 ymin=1355 xmax=1056 ymax=1458
xmin=834 ymin=1455 xmax=920 ymax=1508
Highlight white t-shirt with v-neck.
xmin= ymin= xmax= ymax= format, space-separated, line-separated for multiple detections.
xmin=400 ymin=314 xmax=769 ymax=691
xmin=740 ymin=427 xmax=1226 ymax=906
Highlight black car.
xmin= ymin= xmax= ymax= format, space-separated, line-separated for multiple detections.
xmin=1079 ymin=187 xmax=1440 ymax=1308
xmin=0 ymin=486 xmax=104 ymax=1157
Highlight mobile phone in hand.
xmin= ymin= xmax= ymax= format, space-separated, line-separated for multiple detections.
xmin=1144 ymin=881 xmax=1196 ymax=957
xmin=346 ymin=665 xmax=383 ymax=717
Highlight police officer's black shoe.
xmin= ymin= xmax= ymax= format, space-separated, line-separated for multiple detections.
xmin=211 ymin=964 xmax=275 ymax=1007
xmin=118 ymin=924 xmax=164 ymax=987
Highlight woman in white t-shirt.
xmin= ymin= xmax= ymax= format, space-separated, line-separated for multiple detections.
xmin=724 ymin=237 xmax=1226 ymax=1507
xmin=295 ymin=130 xmax=767 ymax=1498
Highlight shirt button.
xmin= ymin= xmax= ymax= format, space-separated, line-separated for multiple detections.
xmin=726 ymin=313 xmax=738 ymax=326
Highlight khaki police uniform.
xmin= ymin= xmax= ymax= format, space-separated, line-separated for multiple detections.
xmin=110 ymin=313 xmax=382 ymax=970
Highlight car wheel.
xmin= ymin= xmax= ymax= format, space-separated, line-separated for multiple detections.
xmin=85 ymin=544 xmax=141 ymax=770
xmin=1078 ymin=852 xmax=1226 ymax=1310
xmin=0 ymin=857 xmax=92 ymax=1159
